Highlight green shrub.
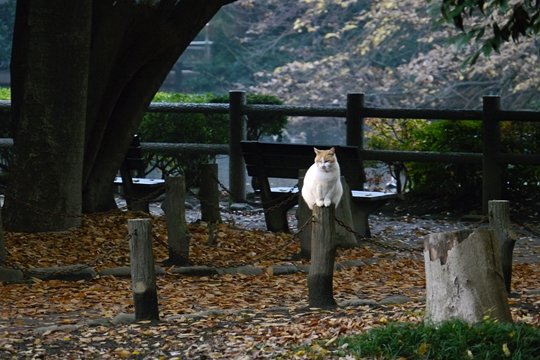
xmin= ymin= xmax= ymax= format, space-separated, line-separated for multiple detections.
xmin=406 ymin=120 xmax=484 ymax=208
xmin=138 ymin=92 xmax=223 ymax=187
xmin=367 ymin=118 xmax=540 ymax=209
xmin=325 ymin=320 xmax=540 ymax=359
xmin=138 ymin=92 xmax=287 ymax=188
xmin=209 ymin=93 xmax=287 ymax=141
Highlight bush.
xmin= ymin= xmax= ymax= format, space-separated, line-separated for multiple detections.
xmin=407 ymin=120 xmax=484 ymax=209
xmin=367 ymin=118 xmax=540 ymax=210
xmin=325 ymin=320 xmax=540 ymax=359
xmin=138 ymin=92 xmax=287 ymax=188
xmin=209 ymin=93 xmax=287 ymax=141
xmin=138 ymin=92 xmax=224 ymax=187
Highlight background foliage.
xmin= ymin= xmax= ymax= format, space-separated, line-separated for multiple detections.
xmin=138 ymin=92 xmax=286 ymax=187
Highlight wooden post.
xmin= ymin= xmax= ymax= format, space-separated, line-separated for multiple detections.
xmin=346 ymin=92 xmax=364 ymax=148
xmin=346 ymin=92 xmax=366 ymax=188
xmin=163 ymin=176 xmax=190 ymax=266
xmin=199 ymin=163 xmax=222 ymax=223
xmin=489 ymin=200 xmax=515 ymax=293
xmin=482 ymin=96 xmax=502 ymax=214
xmin=424 ymin=229 xmax=512 ymax=325
xmin=229 ymin=90 xmax=246 ymax=202
xmin=296 ymin=169 xmax=311 ymax=259
xmin=297 ymin=174 xmax=357 ymax=259
xmin=308 ymin=205 xmax=337 ymax=308
xmin=128 ymin=219 xmax=159 ymax=321
xmin=0 ymin=207 xmax=5 ymax=264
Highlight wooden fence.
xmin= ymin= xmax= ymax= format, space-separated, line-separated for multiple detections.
xmin=1 ymin=91 xmax=539 ymax=212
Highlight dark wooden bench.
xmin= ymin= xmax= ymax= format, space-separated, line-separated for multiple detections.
xmin=241 ymin=141 xmax=397 ymax=236
xmin=114 ymin=134 xmax=165 ymax=212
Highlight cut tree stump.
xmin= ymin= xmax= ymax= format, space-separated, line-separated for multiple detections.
xmin=307 ymin=205 xmax=337 ymax=308
xmin=128 ymin=218 xmax=160 ymax=321
xmin=424 ymin=229 xmax=512 ymax=324
xmin=488 ymin=200 xmax=515 ymax=293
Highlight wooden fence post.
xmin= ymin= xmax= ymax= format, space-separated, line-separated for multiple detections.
xmin=199 ymin=163 xmax=222 ymax=223
xmin=163 ymin=176 xmax=190 ymax=266
xmin=346 ymin=92 xmax=366 ymax=188
xmin=346 ymin=92 xmax=364 ymax=148
xmin=128 ymin=218 xmax=159 ymax=321
xmin=229 ymin=90 xmax=247 ymax=202
xmin=424 ymin=229 xmax=512 ymax=324
xmin=482 ymin=96 xmax=502 ymax=213
xmin=308 ymin=205 xmax=337 ymax=308
xmin=488 ymin=200 xmax=515 ymax=293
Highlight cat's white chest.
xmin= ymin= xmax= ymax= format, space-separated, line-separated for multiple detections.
xmin=301 ymin=163 xmax=343 ymax=210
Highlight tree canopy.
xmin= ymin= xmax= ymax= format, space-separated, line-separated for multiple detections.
xmin=436 ymin=0 xmax=540 ymax=64
xmin=188 ymin=0 xmax=539 ymax=112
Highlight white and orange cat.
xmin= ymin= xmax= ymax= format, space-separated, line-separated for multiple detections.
xmin=301 ymin=147 xmax=343 ymax=210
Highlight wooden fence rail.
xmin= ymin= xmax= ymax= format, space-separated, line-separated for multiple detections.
xmin=1 ymin=91 xmax=539 ymax=212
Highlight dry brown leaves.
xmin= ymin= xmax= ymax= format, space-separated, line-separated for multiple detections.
xmin=1 ymin=210 xmax=539 ymax=359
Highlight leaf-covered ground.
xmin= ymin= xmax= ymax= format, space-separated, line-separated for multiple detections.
xmin=1 ymin=210 xmax=539 ymax=359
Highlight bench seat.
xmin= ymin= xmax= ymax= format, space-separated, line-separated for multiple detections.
xmin=240 ymin=140 xmax=397 ymax=235
xmin=114 ymin=177 xmax=165 ymax=212
xmin=269 ymin=186 xmax=395 ymax=237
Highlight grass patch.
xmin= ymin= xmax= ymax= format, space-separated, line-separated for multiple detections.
xmin=300 ymin=320 xmax=540 ymax=359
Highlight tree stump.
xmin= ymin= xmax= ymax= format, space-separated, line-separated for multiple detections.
xmin=424 ymin=229 xmax=512 ymax=324
xmin=308 ymin=205 xmax=337 ymax=308
xmin=128 ymin=219 xmax=160 ymax=321
xmin=488 ymin=200 xmax=515 ymax=293
xmin=163 ymin=176 xmax=190 ymax=266
xmin=199 ymin=163 xmax=221 ymax=223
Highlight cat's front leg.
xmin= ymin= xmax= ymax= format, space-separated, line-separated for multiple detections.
xmin=323 ymin=197 xmax=332 ymax=207
xmin=315 ymin=184 xmax=325 ymax=207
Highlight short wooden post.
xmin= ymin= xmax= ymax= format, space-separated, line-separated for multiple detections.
xmin=296 ymin=169 xmax=311 ymax=259
xmin=297 ymin=174 xmax=357 ymax=259
xmin=229 ymin=90 xmax=247 ymax=202
xmin=489 ymin=200 xmax=515 ymax=293
xmin=199 ymin=163 xmax=222 ymax=223
xmin=163 ymin=176 xmax=190 ymax=266
xmin=0 ymin=207 xmax=5 ymax=264
xmin=308 ymin=205 xmax=337 ymax=308
xmin=128 ymin=219 xmax=159 ymax=321
xmin=482 ymin=96 xmax=502 ymax=213
xmin=424 ymin=229 xmax=512 ymax=324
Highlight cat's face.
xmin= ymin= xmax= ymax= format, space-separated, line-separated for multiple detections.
xmin=313 ymin=147 xmax=337 ymax=172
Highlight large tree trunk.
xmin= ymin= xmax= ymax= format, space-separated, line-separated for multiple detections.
xmin=424 ymin=229 xmax=512 ymax=324
xmin=4 ymin=1 xmax=237 ymax=232
xmin=82 ymin=1 xmax=231 ymax=212
xmin=3 ymin=0 xmax=91 ymax=231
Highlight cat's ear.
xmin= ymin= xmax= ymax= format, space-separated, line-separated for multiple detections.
xmin=313 ymin=147 xmax=320 ymax=155
xmin=329 ymin=147 xmax=336 ymax=154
